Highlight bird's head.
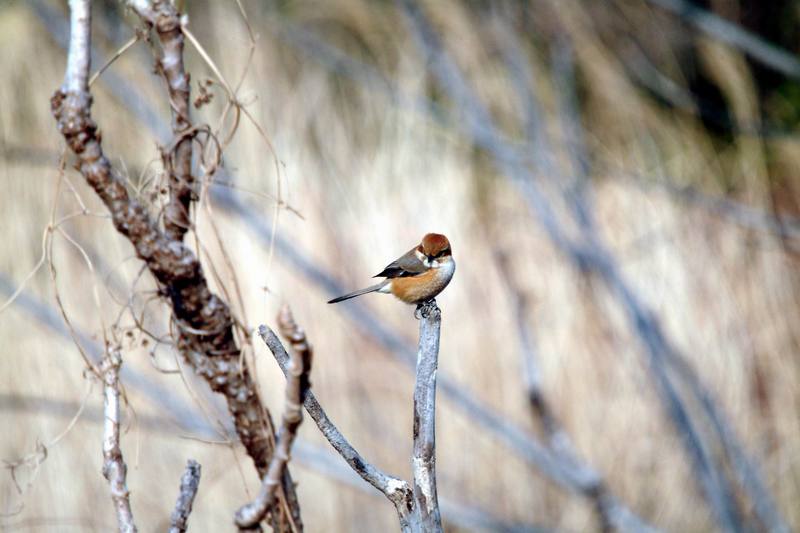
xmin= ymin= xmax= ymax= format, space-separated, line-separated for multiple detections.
xmin=418 ymin=233 xmax=452 ymax=267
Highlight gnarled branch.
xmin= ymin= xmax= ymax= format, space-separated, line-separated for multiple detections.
xmin=50 ymin=1 xmax=301 ymax=530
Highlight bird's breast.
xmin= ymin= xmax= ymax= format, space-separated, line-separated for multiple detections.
xmin=390 ymin=260 xmax=455 ymax=304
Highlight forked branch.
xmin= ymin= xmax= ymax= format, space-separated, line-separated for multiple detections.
xmin=51 ymin=1 xmax=300 ymax=530
xmin=259 ymin=322 xmax=416 ymax=531
xmin=260 ymin=301 xmax=445 ymax=532
xmin=235 ymin=307 xmax=313 ymax=529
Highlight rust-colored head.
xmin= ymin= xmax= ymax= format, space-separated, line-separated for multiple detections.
xmin=419 ymin=233 xmax=451 ymax=258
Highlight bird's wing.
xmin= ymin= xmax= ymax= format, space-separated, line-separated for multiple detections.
xmin=374 ymin=247 xmax=427 ymax=278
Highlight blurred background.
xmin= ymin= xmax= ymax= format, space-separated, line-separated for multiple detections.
xmin=1 ymin=0 xmax=799 ymax=531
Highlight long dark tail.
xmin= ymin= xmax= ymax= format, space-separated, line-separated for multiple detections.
xmin=327 ymin=282 xmax=386 ymax=304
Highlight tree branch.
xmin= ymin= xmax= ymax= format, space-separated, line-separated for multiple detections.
xmin=50 ymin=2 xmax=301 ymax=530
xmin=646 ymin=0 xmax=800 ymax=80
xmin=410 ymin=301 xmax=443 ymax=531
xmin=126 ymin=0 xmax=194 ymax=242
xmin=33 ymin=7 xmax=787 ymax=527
xmin=396 ymin=1 xmax=785 ymax=530
xmin=101 ymin=347 xmax=137 ymax=533
xmin=63 ymin=0 xmax=90 ymax=94
xmin=0 ymin=275 xmax=547 ymax=532
xmin=235 ymin=308 xmax=312 ymax=529
xmin=168 ymin=460 xmax=201 ymax=533
xmin=258 ymin=322 xmax=418 ymax=532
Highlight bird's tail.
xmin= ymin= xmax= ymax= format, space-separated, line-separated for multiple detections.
xmin=327 ymin=282 xmax=387 ymax=304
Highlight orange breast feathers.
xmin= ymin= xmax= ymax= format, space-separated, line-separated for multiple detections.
xmin=389 ymin=266 xmax=454 ymax=304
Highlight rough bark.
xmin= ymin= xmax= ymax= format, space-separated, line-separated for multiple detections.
xmin=51 ymin=1 xmax=301 ymax=530
xmin=168 ymin=460 xmax=201 ymax=533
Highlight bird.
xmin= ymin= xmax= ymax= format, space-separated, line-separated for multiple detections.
xmin=328 ymin=233 xmax=455 ymax=307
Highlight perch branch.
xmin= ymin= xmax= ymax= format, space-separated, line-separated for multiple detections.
xmin=216 ymin=188 xmax=588 ymax=487
xmin=168 ymin=460 xmax=201 ymax=533
xmin=235 ymin=308 xmax=312 ymax=529
xmin=0 ymin=275 xmax=543 ymax=532
xmin=33 ymin=11 xmax=794 ymax=523
xmin=411 ymin=300 xmax=443 ymax=532
xmin=397 ymin=1 xmax=787 ymax=530
xmin=397 ymin=1 xmax=772 ymax=531
xmin=50 ymin=1 xmax=301 ymax=530
xmin=258 ymin=322 xmax=418 ymax=532
xmin=101 ymin=347 xmax=137 ymax=533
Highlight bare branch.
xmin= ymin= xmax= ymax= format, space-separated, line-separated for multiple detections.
xmin=216 ymin=188 xmax=588 ymax=488
xmin=126 ymin=0 xmax=195 ymax=242
xmin=62 ymin=0 xmax=90 ymax=94
xmin=1 ymin=275 xmax=547 ymax=532
xmin=34 ymin=13 xmax=798 ymax=524
xmin=50 ymin=2 xmax=301 ymax=530
xmin=396 ymin=1 xmax=778 ymax=531
xmin=258 ymin=324 xmax=417 ymax=531
xmin=101 ymin=347 xmax=137 ymax=533
xmin=411 ymin=301 xmax=443 ymax=532
xmin=646 ymin=0 xmax=800 ymax=80
xmin=168 ymin=460 xmax=201 ymax=533
xmin=31 ymin=0 xmax=169 ymax=139
xmin=496 ymin=249 xmax=624 ymax=533
xmin=235 ymin=308 xmax=312 ymax=529
xmin=60 ymin=14 xmax=135 ymax=532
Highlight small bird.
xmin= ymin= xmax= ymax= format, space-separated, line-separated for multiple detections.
xmin=328 ymin=233 xmax=455 ymax=306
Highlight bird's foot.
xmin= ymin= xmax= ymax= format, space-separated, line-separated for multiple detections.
xmin=415 ymin=299 xmax=439 ymax=319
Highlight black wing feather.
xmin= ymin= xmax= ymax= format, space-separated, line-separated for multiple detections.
xmin=373 ymin=247 xmax=427 ymax=278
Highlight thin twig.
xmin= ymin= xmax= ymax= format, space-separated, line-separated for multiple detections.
xmin=88 ymin=34 xmax=141 ymax=87
xmin=101 ymin=347 xmax=137 ymax=533
xmin=168 ymin=460 xmax=201 ymax=533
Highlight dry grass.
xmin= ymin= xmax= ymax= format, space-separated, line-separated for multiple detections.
xmin=1 ymin=0 xmax=799 ymax=531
